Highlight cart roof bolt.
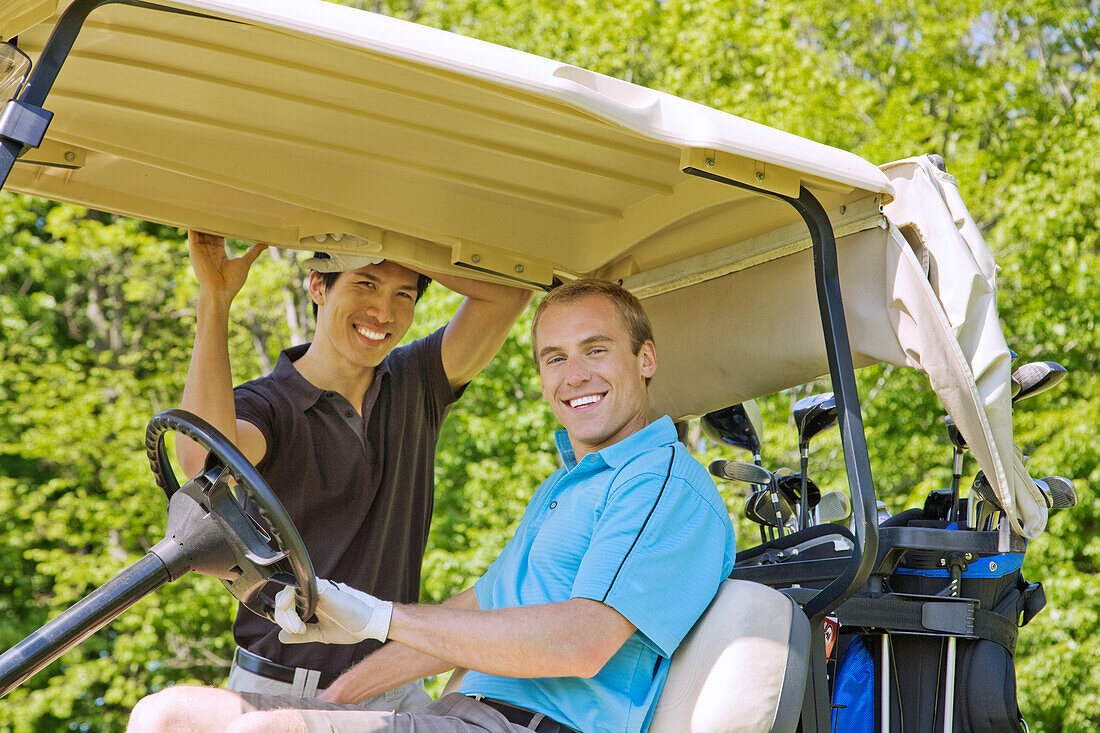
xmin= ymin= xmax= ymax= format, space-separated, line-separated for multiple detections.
xmin=514 ymin=264 xmax=524 ymax=273
xmin=471 ymin=254 xmax=481 ymax=263
xmin=64 ymin=151 xmax=75 ymax=162
xmin=705 ymin=157 xmax=715 ymax=168
xmin=755 ymin=171 xmax=765 ymax=182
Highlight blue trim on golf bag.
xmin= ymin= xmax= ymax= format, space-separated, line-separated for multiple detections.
xmin=893 ymin=552 xmax=1024 ymax=579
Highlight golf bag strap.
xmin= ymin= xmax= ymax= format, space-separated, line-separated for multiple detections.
xmin=972 ymin=607 xmax=1019 ymax=654
xmin=837 ymin=595 xmax=1022 ymax=654
xmin=836 ymin=595 xmax=975 ymax=637
xmin=1017 ymin=579 xmax=1045 ymax=627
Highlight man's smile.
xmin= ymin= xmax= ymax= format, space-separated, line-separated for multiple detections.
xmin=566 ymin=393 xmax=605 ymax=409
xmin=354 ymin=324 xmax=389 ymax=343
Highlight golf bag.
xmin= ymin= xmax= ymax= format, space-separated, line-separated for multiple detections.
xmin=832 ymin=511 xmax=1046 ymax=732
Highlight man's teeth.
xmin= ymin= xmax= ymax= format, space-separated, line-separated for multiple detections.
xmin=355 ymin=325 xmax=386 ymax=340
xmin=569 ymin=395 xmax=602 ymax=408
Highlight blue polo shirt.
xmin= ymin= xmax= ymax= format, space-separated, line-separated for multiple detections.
xmin=461 ymin=416 xmax=736 ymax=733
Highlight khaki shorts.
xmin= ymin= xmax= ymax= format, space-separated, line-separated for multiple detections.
xmin=226 ymin=660 xmax=430 ymax=711
xmin=238 ymin=691 xmax=530 ymax=733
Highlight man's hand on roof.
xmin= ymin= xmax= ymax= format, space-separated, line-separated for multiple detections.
xmin=275 ymin=579 xmax=393 ymax=645
xmin=187 ymin=230 xmax=267 ymax=309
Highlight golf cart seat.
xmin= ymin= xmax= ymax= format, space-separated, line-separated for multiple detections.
xmin=444 ymin=579 xmax=809 ymax=733
xmin=648 ymin=579 xmax=809 ymax=733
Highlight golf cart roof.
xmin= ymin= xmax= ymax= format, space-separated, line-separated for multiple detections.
xmin=4 ymin=0 xmax=892 ymax=285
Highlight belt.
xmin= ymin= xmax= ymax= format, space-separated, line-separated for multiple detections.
xmin=233 ymin=647 xmax=339 ymax=689
xmin=471 ymin=696 xmax=580 ymax=733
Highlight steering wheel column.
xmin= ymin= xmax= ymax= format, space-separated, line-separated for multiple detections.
xmin=0 ymin=410 xmax=316 ymax=698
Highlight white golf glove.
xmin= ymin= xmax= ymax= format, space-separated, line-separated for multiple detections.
xmin=274 ymin=579 xmax=393 ymax=645
xmin=301 ymin=252 xmax=383 ymax=273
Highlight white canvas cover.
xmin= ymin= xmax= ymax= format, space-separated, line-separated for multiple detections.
xmin=0 ymin=0 xmax=1044 ymax=536
xmin=880 ymin=157 xmax=1043 ymax=539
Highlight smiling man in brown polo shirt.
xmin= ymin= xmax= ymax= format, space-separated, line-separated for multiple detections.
xmin=178 ymin=232 xmax=530 ymax=710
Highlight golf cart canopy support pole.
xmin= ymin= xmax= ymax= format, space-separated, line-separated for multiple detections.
xmin=0 ymin=0 xmax=228 ymax=188
xmin=683 ymin=166 xmax=880 ymax=621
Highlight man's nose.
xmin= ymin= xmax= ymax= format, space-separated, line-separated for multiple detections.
xmin=565 ymin=358 xmax=590 ymax=385
xmin=367 ymin=294 xmax=393 ymax=323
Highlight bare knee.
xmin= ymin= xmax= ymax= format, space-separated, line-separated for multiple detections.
xmin=227 ymin=710 xmax=307 ymax=733
xmin=128 ymin=685 xmax=242 ymax=733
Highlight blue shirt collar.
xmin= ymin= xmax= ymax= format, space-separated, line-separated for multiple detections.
xmin=554 ymin=415 xmax=677 ymax=470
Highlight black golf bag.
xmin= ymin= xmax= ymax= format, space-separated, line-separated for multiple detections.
xmin=831 ymin=508 xmax=1046 ymax=732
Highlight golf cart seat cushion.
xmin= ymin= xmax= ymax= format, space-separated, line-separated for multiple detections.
xmin=648 ymin=579 xmax=810 ymax=733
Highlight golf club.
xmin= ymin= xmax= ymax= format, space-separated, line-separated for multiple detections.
xmin=1013 ymin=361 xmax=1067 ymax=402
xmin=793 ymin=392 xmax=837 ymax=530
xmin=970 ymin=471 xmax=1001 ymax=531
xmin=1036 ymin=476 xmax=1077 ymax=513
xmin=709 ymin=459 xmax=785 ymax=540
xmin=953 ymin=359 xmax=1068 ymax=528
xmin=945 ymin=415 xmax=967 ymax=523
xmin=701 ymin=401 xmax=763 ymax=458
xmin=703 ymin=401 xmax=778 ymax=537
xmin=817 ymin=490 xmax=852 ymax=524
xmin=744 ymin=488 xmax=794 ymax=530
xmin=775 ymin=473 xmax=821 ymax=517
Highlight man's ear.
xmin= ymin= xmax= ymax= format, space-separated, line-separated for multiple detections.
xmin=307 ymin=270 xmax=325 ymax=308
xmin=639 ymin=340 xmax=657 ymax=380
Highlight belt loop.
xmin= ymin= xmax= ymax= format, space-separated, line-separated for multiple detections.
xmin=529 ymin=712 xmax=546 ymax=729
xmin=292 ymin=667 xmax=321 ymax=697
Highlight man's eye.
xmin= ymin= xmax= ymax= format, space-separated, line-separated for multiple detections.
xmin=588 ymin=347 xmax=606 ymax=356
xmin=545 ymin=355 xmax=565 ymax=366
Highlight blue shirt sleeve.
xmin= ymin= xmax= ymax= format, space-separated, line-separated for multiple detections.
xmin=569 ymin=451 xmax=733 ymax=658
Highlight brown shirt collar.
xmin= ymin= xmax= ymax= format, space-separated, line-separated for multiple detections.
xmin=272 ymin=342 xmax=393 ymax=413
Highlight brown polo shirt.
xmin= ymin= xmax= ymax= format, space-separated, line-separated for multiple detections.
xmin=232 ymin=326 xmax=460 ymax=676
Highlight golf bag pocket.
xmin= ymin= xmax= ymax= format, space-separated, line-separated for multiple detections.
xmin=832 ymin=635 xmax=875 ymax=732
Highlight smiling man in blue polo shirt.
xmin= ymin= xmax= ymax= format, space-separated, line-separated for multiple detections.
xmin=128 ymin=279 xmax=736 ymax=733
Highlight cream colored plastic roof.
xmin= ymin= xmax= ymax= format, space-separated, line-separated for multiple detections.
xmin=4 ymin=0 xmax=892 ymax=292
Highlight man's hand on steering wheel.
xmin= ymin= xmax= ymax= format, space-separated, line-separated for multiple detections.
xmin=274 ymin=580 xmax=393 ymax=645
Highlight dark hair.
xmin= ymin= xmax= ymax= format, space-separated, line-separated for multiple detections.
xmin=310 ymin=252 xmax=431 ymax=316
xmin=530 ymin=278 xmax=655 ymax=383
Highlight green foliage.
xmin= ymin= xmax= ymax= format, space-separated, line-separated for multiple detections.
xmin=0 ymin=0 xmax=1096 ymax=729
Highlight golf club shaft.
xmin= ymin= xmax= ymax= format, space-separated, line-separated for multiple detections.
xmin=944 ymin=638 xmax=957 ymax=733
xmin=0 ymin=552 xmax=171 ymax=698
xmin=949 ymin=448 xmax=963 ymax=523
xmin=799 ymin=447 xmax=810 ymax=531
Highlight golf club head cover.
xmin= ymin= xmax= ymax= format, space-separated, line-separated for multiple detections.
xmin=274 ymin=579 xmax=393 ymax=645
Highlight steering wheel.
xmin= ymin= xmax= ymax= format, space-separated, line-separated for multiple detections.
xmin=145 ymin=409 xmax=317 ymax=623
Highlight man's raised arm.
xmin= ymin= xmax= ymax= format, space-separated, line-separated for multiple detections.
xmin=177 ymin=231 xmax=269 ymax=476
xmin=419 ymin=270 xmax=532 ymax=391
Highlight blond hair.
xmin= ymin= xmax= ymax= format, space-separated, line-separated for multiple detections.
xmin=530 ymin=279 xmax=654 ymax=369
